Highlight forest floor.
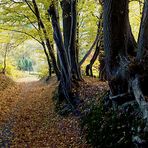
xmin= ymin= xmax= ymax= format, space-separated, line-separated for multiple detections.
xmin=0 ymin=74 xmax=108 ymax=147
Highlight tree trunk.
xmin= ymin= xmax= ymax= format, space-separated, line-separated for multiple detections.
xmin=79 ymin=17 xmax=102 ymax=66
xmin=103 ymin=0 xmax=148 ymax=133
xmin=48 ymin=3 xmax=74 ymax=106
xmin=99 ymin=53 xmax=107 ymax=81
xmin=85 ymin=13 xmax=103 ymax=77
xmin=31 ymin=0 xmax=60 ymax=80
xmin=137 ymin=0 xmax=148 ymax=61
xmin=2 ymin=43 xmax=9 ymax=74
xmin=76 ymin=1 xmax=79 ymax=64
xmin=70 ymin=0 xmax=82 ymax=80
xmin=61 ymin=0 xmax=82 ymax=80
xmin=103 ymin=0 xmax=129 ymax=101
xmin=132 ymin=0 xmax=148 ymax=122
xmin=135 ymin=0 xmax=148 ymax=96
xmin=41 ymin=41 xmax=52 ymax=78
xmin=86 ymin=41 xmax=100 ymax=76
xmin=127 ymin=18 xmax=137 ymax=57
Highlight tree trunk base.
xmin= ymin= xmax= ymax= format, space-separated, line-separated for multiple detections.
xmin=103 ymin=91 xmax=148 ymax=147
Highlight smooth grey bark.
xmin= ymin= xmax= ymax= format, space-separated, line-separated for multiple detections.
xmin=62 ymin=0 xmax=82 ymax=80
xmin=70 ymin=0 xmax=82 ymax=80
xmin=48 ymin=3 xmax=73 ymax=105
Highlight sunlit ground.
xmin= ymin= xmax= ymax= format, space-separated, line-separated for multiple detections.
xmin=10 ymin=70 xmax=40 ymax=82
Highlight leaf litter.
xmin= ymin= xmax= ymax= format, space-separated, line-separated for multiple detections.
xmin=0 ymin=75 xmax=108 ymax=147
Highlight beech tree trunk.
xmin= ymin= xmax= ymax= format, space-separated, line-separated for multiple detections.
xmin=132 ymin=0 xmax=148 ymax=122
xmin=2 ymin=43 xmax=9 ymax=74
xmin=99 ymin=53 xmax=107 ymax=81
xmin=103 ymin=0 xmax=148 ymax=131
xmin=127 ymin=19 xmax=137 ymax=57
xmin=48 ymin=1 xmax=83 ymax=107
xmin=104 ymin=0 xmax=129 ymax=101
xmin=86 ymin=41 xmax=100 ymax=76
xmin=31 ymin=0 xmax=60 ymax=80
xmin=41 ymin=41 xmax=52 ymax=78
xmin=61 ymin=0 xmax=82 ymax=80
xmin=79 ymin=17 xmax=102 ymax=66
xmin=85 ymin=12 xmax=103 ymax=76
xmin=48 ymin=3 xmax=73 ymax=105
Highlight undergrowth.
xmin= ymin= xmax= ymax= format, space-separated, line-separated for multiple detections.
xmin=81 ymin=98 xmax=148 ymax=147
xmin=52 ymin=89 xmax=72 ymax=116
xmin=52 ymin=88 xmax=82 ymax=116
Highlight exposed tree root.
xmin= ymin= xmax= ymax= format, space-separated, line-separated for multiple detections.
xmin=132 ymin=77 xmax=148 ymax=131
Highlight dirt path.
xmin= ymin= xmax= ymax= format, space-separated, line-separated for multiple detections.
xmin=0 ymin=77 xmax=88 ymax=147
xmin=15 ymin=75 xmax=39 ymax=83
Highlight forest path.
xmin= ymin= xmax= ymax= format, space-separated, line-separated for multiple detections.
xmin=15 ymin=74 xmax=39 ymax=83
xmin=0 ymin=77 xmax=87 ymax=147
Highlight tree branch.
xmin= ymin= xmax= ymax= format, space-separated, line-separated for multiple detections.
xmin=0 ymin=27 xmax=41 ymax=44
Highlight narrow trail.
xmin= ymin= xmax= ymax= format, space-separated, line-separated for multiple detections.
xmin=0 ymin=77 xmax=88 ymax=147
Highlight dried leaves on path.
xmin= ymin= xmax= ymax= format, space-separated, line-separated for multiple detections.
xmin=0 ymin=76 xmax=108 ymax=147
xmin=0 ymin=77 xmax=88 ymax=147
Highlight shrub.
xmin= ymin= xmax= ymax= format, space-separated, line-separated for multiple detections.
xmin=37 ymin=64 xmax=49 ymax=79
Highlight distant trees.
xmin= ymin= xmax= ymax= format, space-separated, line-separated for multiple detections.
xmin=17 ymin=57 xmax=33 ymax=72
xmin=0 ymin=32 xmax=21 ymax=74
xmin=0 ymin=0 xmax=60 ymax=79
xmin=0 ymin=43 xmax=10 ymax=74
